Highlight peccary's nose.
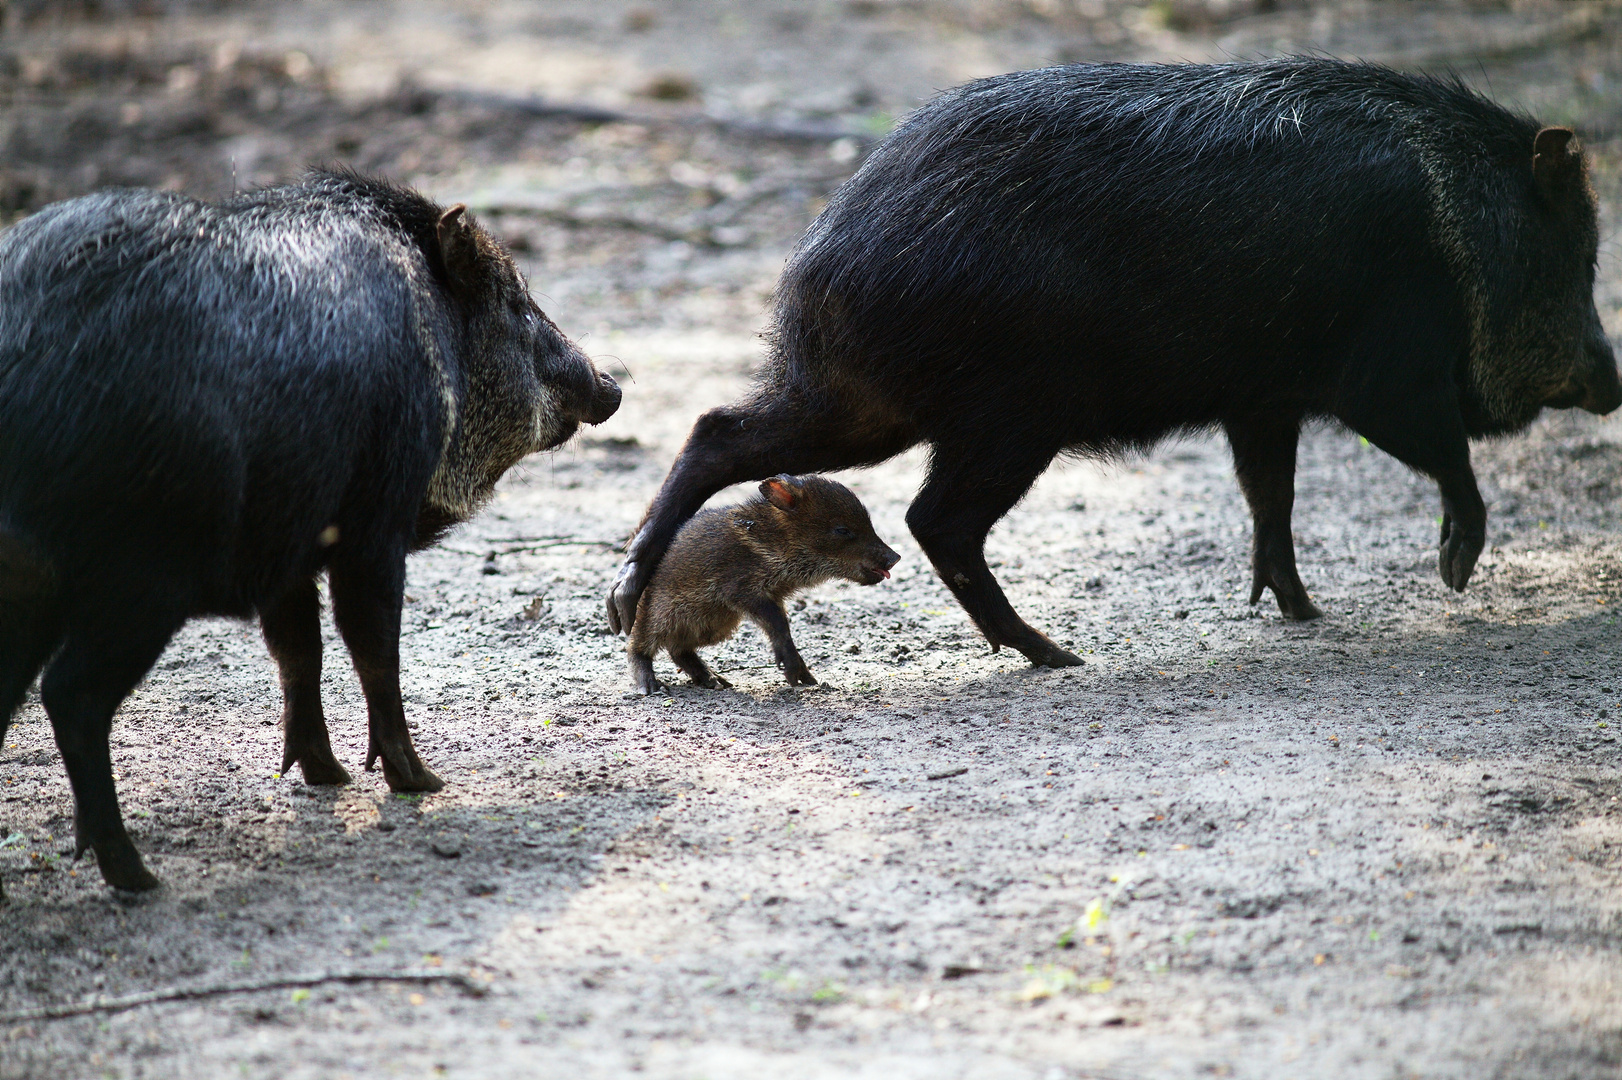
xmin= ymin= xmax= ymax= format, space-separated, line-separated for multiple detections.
xmin=582 ymin=370 xmax=621 ymax=425
xmin=879 ymin=544 xmax=901 ymax=571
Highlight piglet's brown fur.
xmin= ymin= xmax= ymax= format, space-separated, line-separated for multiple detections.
xmin=627 ymin=474 xmax=899 ymax=694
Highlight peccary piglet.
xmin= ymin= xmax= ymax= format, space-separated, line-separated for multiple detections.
xmin=627 ymin=474 xmax=899 ymax=694
xmin=0 ymin=170 xmax=620 ymax=892
xmin=610 ymin=59 xmax=1621 ymax=667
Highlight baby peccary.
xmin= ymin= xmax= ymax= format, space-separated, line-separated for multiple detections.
xmin=627 ymin=474 xmax=899 ymax=694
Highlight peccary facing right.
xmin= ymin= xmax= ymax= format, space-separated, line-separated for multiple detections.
xmin=0 ymin=171 xmax=620 ymax=891
xmin=627 ymin=474 xmax=899 ymax=694
xmin=609 ymin=59 xmax=1622 ymax=666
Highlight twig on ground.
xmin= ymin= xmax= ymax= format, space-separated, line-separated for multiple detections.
xmin=0 ymin=970 xmax=485 ymax=1023
xmin=442 ymin=537 xmax=621 ymax=556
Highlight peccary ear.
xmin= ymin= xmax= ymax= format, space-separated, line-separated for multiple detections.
xmin=436 ymin=204 xmax=483 ymax=295
xmin=760 ymin=475 xmax=800 ymax=511
xmin=1533 ymin=127 xmax=1580 ymax=200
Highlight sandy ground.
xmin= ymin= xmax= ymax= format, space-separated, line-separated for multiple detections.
xmin=3 ymin=2 xmax=1622 ymax=1078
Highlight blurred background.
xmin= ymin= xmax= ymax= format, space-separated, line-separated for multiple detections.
xmin=0 ymin=0 xmax=1617 ymax=342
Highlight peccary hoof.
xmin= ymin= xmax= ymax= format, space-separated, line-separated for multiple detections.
xmin=1011 ymin=636 xmax=1084 ymax=668
xmin=94 ymin=844 xmax=160 ymax=893
xmin=382 ymin=760 xmax=444 ymax=794
xmin=296 ymin=755 xmax=352 ymax=787
xmin=1438 ymin=514 xmax=1485 ymax=592
xmin=284 ymin=743 xmax=352 ymax=786
xmin=607 ymin=559 xmax=645 ymax=634
xmin=1273 ymin=593 xmax=1323 ymax=621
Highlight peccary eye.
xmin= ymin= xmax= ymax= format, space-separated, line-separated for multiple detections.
xmin=832 ymin=526 xmax=856 ymax=539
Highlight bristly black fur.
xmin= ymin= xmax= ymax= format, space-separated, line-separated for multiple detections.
xmin=610 ymin=57 xmax=1618 ymax=667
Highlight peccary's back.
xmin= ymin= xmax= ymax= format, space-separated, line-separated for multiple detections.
xmin=772 ymin=60 xmax=1540 ymax=446
xmin=0 ymin=186 xmax=448 ymax=608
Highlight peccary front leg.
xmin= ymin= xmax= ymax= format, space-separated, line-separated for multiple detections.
xmin=328 ymin=553 xmax=443 ymax=793
xmin=259 ymin=577 xmax=350 ymax=786
xmin=40 ymin=612 xmax=180 ymax=891
xmin=907 ymin=442 xmax=1082 ymax=668
xmin=1225 ymin=418 xmax=1322 ymax=621
xmin=671 ymin=649 xmax=731 ymax=690
xmin=607 ymin=391 xmax=914 ymax=634
xmin=743 ymin=598 xmax=816 ymax=686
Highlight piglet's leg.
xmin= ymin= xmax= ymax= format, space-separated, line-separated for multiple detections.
xmin=1225 ymin=417 xmax=1321 ymax=621
xmin=907 ymin=440 xmax=1082 ymax=668
xmin=671 ymin=649 xmax=730 ymax=690
xmin=742 ymin=599 xmax=815 ymax=686
xmin=628 ymin=650 xmax=664 ymax=696
xmin=260 ymin=577 xmax=350 ymax=785
xmin=329 ymin=552 xmax=443 ymax=793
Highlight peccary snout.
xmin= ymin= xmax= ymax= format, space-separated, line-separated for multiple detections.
xmin=1546 ymin=312 xmax=1622 ymax=415
xmin=535 ymin=335 xmax=621 ymax=448
xmin=582 ymin=368 xmax=623 ymax=425
xmin=1579 ymin=335 xmax=1622 ymax=415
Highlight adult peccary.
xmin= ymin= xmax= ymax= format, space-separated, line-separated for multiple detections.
xmin=627 ymin=474 xmax=899 ymax=694
xmin=608 ymin=59 xmax=1621 ymax=666
xmin=0 ymin=171 xmax=620 ymax=891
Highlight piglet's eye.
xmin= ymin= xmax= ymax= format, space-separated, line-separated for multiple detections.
xmin=832 ymin=526 xmax=856 ymax=539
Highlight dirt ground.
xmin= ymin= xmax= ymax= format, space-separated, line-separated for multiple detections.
xmin=4 ymin=2 xmax=1622 ymax=1078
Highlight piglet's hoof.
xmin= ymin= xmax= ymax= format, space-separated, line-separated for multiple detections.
xmin=697 ymin=674 xmax=732 ymax=690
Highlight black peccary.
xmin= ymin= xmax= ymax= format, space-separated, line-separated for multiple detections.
xmin=0 ymin=171 xmax=621 ymax=891
xmin=626 ymin=474 xmax=900 ymax=694
xmin=608 ymin=59 xmax=1621 ymax=665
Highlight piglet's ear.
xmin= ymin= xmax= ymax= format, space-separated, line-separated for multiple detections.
xmin=1533 ymin=127 xmax=1581 ymax=201
xmin=436 ymin=204 xmax=482 ymax=295
xmin=760 ymin=475 xmax=800 ymax=511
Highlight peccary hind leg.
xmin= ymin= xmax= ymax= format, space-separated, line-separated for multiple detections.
xmin=329 ymin=552 xmax=443 ymax=793
xmin=907 ymin=441 xmax=1082 ymax=668
xmin=671 ymin=649 xmax=730 ymax=690
xmin=40 ymin=609 xmax=182 ymax=891
xmin=1225 ymin=418 xmax=1322 ymax=621
xmin=0 ymin=602 xmax=62 ymax=734
xmin=260 ymin=577 xmax=350 ymax=785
